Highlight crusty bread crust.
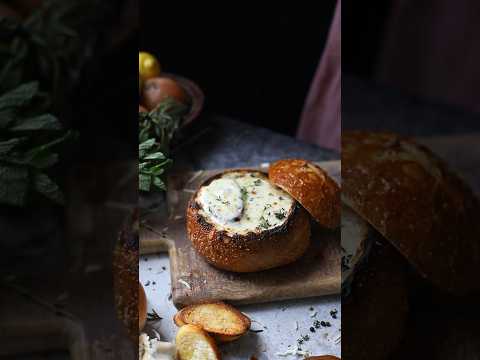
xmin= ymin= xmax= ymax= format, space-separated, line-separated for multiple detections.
xmin=113 ymin=209 xmax=139 ymax=342
xmin=269 ymin=159 xmax=340 ymax=229
xmin=186 ymin=170 xmax=311 ymax=273
xmin=139 ymin=284 xmax=147 ymax=331
xmin=342 ymin=131 xmax=480 ymax=294
xmin=343 ymin=241 xmax=409 ymax=360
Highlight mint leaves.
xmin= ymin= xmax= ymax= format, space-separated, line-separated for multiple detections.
xmin=138 ymin=99 xmax=187 ymax=193
xmin=0 ymin=82 xmax=69 ymax=206
xmin=139 ymin=138 xmax=171 ymax=192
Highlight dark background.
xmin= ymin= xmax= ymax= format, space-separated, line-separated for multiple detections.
xmin=140 ymin=4 xmax=337 ymax=136
xmin=342 ymin=0 xmax=392 ymax=78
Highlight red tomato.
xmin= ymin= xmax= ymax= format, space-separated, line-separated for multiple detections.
xmin=142 ymin=77 xmax=188 ymax=111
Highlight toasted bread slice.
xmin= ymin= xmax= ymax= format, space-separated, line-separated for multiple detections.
xmin=174 ymin=302 xmax=250 ymax=342
xmin=176 ymin=324 xmax=221 ymax=360
xmin=174 ymin=311 xmax=241 ymax=343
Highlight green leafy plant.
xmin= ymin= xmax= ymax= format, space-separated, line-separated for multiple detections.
xmin=138 ymin=99 xmax=188 ymax=193
xmin=138 ymin=138 xmax=171 ymax=192
xmin=0 ymin=82 xmax=71 ymax=206
xmin=0 ymin=0 xmax=106 ymax=97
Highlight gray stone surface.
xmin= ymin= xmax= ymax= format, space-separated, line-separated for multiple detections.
xmin=173 ymin=116 xmax=338 ymax=170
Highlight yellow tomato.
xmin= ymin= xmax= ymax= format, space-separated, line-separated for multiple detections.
xmin=139 ymin=52 xmax=161 ymax=82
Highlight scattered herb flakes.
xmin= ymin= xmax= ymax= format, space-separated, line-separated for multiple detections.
xmin=144 ymin=280 xmax=150 ymax=286
xmin=297 ymin=334 xmax=310 ymax=345
xmin=254 ymin=179 xmax=262 ymax=186
xmin=309 ymin=327 xmax=316 ymax=333
xmin=274 ymin=209 xmax=286 ymax=220
xmin=313 ymin=320 xmax=321 ymax=329
xmin=240 ymin=187 xmax=249 ymax=202
xmin=258 ymin=216 xmax=270 ymax=229
xmin=249 ymin=329 xmax=264 ymax=333
xmin=146 ymin=309 xmax=162 ymax=321
xmin=330 ymin=309 xmax=338 ymax=319
xmin=162 ymin=266 xmax=166 ymax=271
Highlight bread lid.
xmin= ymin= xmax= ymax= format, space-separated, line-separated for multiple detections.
xmin=342 ymin=131 xmax=480 ymax=294
xmin=268 ymin=159 xmax=340 ymax=229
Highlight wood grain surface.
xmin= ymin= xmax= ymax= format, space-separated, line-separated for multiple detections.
xmin=140 ymin=161 xmax=341 ymax=307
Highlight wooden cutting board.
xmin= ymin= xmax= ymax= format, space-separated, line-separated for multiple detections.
xmin=141 ymin=161 xmax=341 ymax=307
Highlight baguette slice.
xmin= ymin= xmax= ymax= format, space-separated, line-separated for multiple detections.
xmin=174 ymin=312 xmax=241 ymax=343
xmin=174 ymin=302 xmax=250 ymax=342
xmin=176 ymin=324 xmax=221 ymax=360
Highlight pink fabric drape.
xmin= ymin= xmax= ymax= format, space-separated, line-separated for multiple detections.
xmin=297 ymin=0 xmax=341 ymax=151
xmin=376 ymin=0 xmax=480 ymax=114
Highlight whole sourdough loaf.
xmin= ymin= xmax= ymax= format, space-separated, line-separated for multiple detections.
xmin=113 ymin=209 xmax=139 ymax=342
xmin=342 ymin=131 xmax=480 ymax=294
xmin=343 ymin=241 xmax=409 ymax=360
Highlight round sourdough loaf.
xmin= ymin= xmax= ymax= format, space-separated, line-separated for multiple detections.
xmin=343 ymin=240 xmax=409 ymax=360
xmin=113 ymin=209 xmax=139 ymax=342
xmin=139 ymin=283 xmax=147 ymax=331
xmin=186 ymin=170 xmax=311 ymax=272
xmin=342 ymin=131 xmax=480 ymax=294
xmin=268 ymin=159 xmax=340 ymax=229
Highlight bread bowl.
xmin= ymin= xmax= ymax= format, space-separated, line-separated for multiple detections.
xmin=186 ymin=169 xmax=311 ymax=272
xmin=113 ymin=209 xmax=139 ymax=342
xmin=342 ymin=131 xmax=480 ymax=294
xmin=269 ymin=159 xmax=340 ymax=229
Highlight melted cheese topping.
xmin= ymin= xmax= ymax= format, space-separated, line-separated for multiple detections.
xmin=197 ymin=171 xmax=294 ymax=235
xmin=341 ymin=205 xmax=371 ymax=285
